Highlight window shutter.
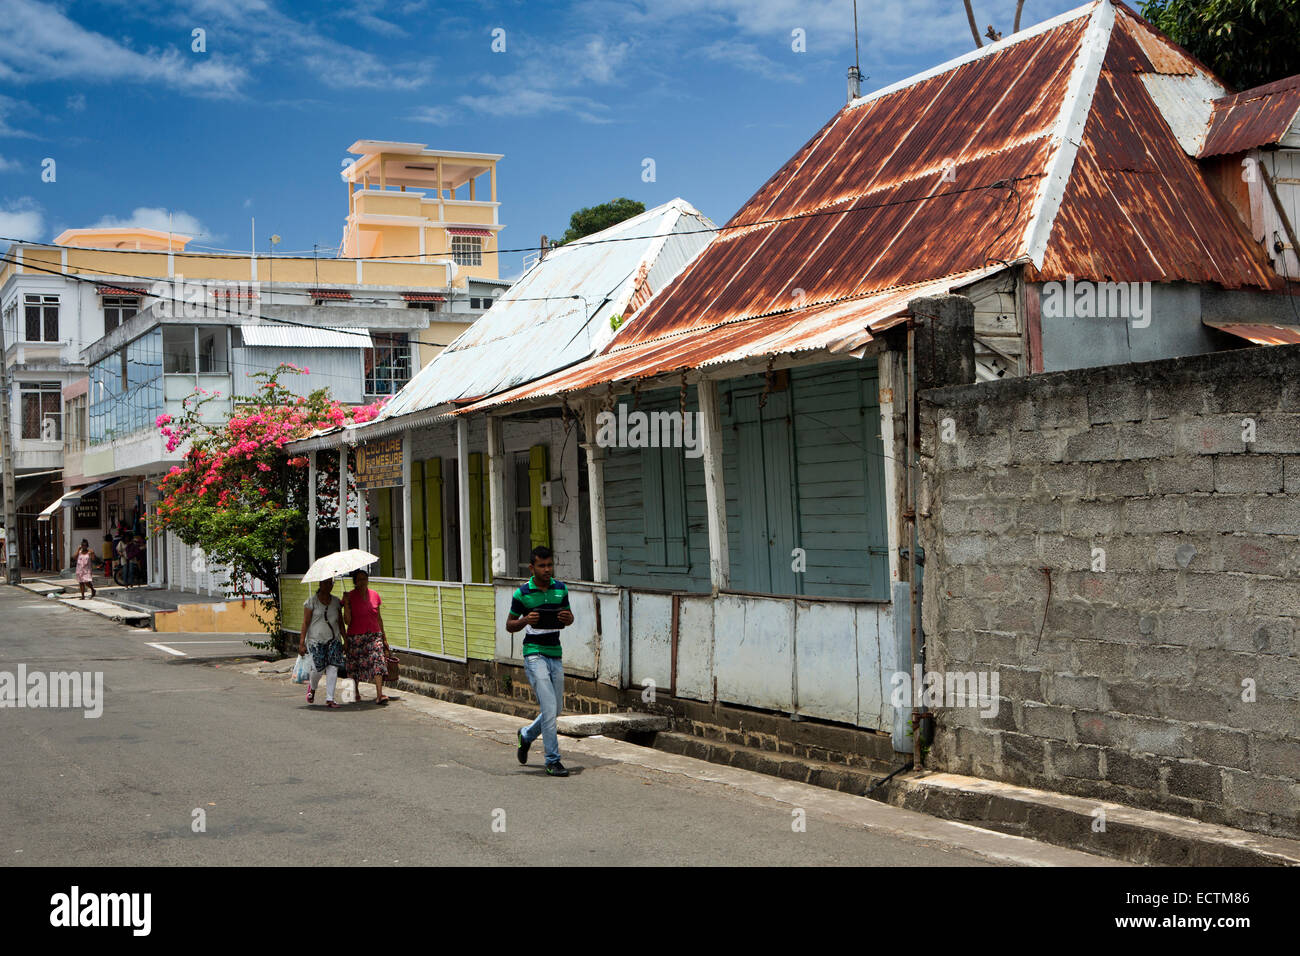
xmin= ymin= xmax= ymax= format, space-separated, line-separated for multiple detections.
xmin=468 ymin=453 xmax=485 ymax=583
xmin=642 ymin=446 xmax=666 ymax=565
xmin=661 ymin=448 xmax=688 ymax=567
xmin=376 ymin=489 xmax=394 ymax=577
xmin=528 ymin=444 xmax=550 ymax=550
xmin=481 ymin=465 xmax=493 ymax=581
xmin=410 ymin=460 xmax=427 ymax=580
xmin=425 ymin=458 xmax=443 ymax=580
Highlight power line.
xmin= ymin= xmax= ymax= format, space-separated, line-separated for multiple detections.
xmin=0 ymin=174 xmax=1038 ymax=264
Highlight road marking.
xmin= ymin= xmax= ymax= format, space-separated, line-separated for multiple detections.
xmin=149 ymin=640 xmax=247 ymax=645
xmin=145 ymin=642 xmax=186 ymax=657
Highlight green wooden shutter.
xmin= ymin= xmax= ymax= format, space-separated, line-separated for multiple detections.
xmin=481 ymin=465 xmax=493 ymax=581
xmin=424 ymin=458 xmax=443 ymax=580
xmin=468 ymin=452 xmax=484 ymax=583
xmin=642 ymin=447 xmax=667 ymax=565
xmin=661 ymin=448 xmax=688 ymax=567
xmin=377 ymin=488 xmax=394 ymax=577
xmin=528 ymin=444 xmax=550 ymax=550
xmin=411 ymin=459 xmax=427 ymax=580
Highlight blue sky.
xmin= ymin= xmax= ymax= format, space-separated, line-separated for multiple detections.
xmin=0 ymin=0 xmax=1082 ymax=279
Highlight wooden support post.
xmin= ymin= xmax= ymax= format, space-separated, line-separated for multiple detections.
xmin=456 ymin=417 xmax=472 ymax=583
xmin=401 ymin=433 xmax=412 ymax=578
xmin=338 ymin=445 xmax=349 ymax=551
xmin=696 ymin=378 xmax=729 ymax=591
xmin=580 ymin=399 xmax=609 ymax=583
xmin=486 ymin=415 xmax=507 ymax=579
xmin=307 ymin=450 xmax=317 ymax=562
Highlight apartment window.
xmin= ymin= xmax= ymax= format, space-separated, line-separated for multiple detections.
xmin=20 ymin=381 xmax=61 ymax=440
xmin=24 ymin=294 xmax=59 ymax=342
xmin=469 ymin=298 xmax=481 ymax=309
xmin=64 ymin=393 xmax=87 ymax=454
xmin=451 ymin=235 xmax=483 ymax=267
xmin=364 ymin=332 xmax=411 ymax=397
xmin=482 ymin=297 xmax=493 ymax=308
xmin=103 ymin=296 xmax=139 ymax=335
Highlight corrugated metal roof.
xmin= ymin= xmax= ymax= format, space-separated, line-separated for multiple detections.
xmin=371 ymin=198 xmax=716 ymax=420
xmin=239 ymin=325 xmax=372 ymax=349
xmin=1198 ymin=75 xmax=1300 ymax=158
xmin=459 ymin=1 xmax=1281 ymax=411
xmin=1205 ymin=319 xmax=1300 ymax=346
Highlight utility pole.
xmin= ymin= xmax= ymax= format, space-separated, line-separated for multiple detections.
xmin=0 ymin=307 xmax=19 ymax=583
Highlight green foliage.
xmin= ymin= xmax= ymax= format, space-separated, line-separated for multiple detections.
xmin=559 ymin=198 xmax=646 ymax=245
xmin=155 ymin=365 xmax=381 ymax=655
xmin=1140 ymin=0 xmax=1300 ymax=91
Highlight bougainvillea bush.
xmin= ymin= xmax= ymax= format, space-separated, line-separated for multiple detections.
xmin=155 ymin=364 xmax=382 ymax=651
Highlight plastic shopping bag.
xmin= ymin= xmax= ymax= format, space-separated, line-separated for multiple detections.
xmin=291 ymin=654 xmax=311 ymax=684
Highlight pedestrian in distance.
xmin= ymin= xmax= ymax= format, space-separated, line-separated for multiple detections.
xmin=342 ymin=569 xmax=393 ymax=704
xmin=74 ymin=540 xmax=96 ymax=600
xmin=101 ymin=534 xmax=114 ymax=580
xmin=507 ymin=545 xmax=574 ymax=777
xmin=298 ymin=577 xmax=345 ymax=708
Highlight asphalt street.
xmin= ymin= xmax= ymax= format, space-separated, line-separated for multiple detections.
xmin=0 ymin=585 xmax=1099 ymax=866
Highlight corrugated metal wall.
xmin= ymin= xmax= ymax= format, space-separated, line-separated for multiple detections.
xmin=231 ymin=346 xmax=364 ymax=404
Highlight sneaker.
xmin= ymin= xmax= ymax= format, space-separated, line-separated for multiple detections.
xmin=326 ymin=700 xmax=340 ymax=709
xmin=545 ymin=761 xmax=569 ymax=777
xmin=516 ymin=729 xmax=531 ymax=765
xmin=307 ymin=687 xmax=315 ymax=704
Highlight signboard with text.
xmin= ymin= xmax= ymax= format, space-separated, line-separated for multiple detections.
xmin=73 ymin=493 xmax=101 ymax=529
xmin=353 ymin=437 xmax=403 ymax=489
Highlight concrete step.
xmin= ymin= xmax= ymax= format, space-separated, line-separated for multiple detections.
xmin=18 ymin=581 xmax=66 ymax=597
xmin=557 ymin=712 xmax=669 ymax=736
xmin=54 ymin=594 xmax=151 ymax=628
xmin=882 ymin=771 xmax=1300 ymax=867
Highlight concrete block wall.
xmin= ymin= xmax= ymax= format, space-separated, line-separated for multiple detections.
xmin=918 ymin=344 xmax=1300 ymax=838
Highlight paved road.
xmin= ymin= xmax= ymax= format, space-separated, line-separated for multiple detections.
xmin=0 ymin=586 xmax=1098 ymax=866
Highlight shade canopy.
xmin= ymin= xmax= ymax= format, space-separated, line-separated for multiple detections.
xmin=300 ymin=549 xmax=378 ymax=583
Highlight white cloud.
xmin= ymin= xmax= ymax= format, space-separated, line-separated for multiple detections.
xmin=92 ymin=207 xmax=209 ymax=239
xmin=700 ymin=38 xmax=803 ymax=82
xmin=0 ymin=197 xmax=44 ymax=241
xmin=459 ymin=87 xmax=611 ymax=125
xmin=65 ymin=93 xmax=86 ymax=112
xmin=0 ymin=94 xmax=37 ymax=138
xmin=407 ymin=105 xmax=454 ymax=125
xmin=0 ymin=155 xmax=21 ymax=173
xmin=0 ymin=0 xmax=248 ymax=96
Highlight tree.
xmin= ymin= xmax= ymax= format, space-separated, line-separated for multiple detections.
xmin=962 ymin=0 xmax=1026 ymax=47
xmin=1140 ymin=0 xmax=1300 ymax=91
xmin=155 ymin=364 xmax=382 ymax=653
xmin=559 ymin=198 xmax=646 ymax=245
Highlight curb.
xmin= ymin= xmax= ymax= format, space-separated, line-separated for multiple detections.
xmin=884 ymin=771 xmax=1300 ymax=867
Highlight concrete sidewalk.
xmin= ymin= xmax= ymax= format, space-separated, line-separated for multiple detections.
xmin=240 ymin=658 xmax=1118 ymax=867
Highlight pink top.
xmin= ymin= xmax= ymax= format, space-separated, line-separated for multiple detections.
xmin=345 ymin=587 xmax=382 ymax=635
xmin=75 ymin=551 xmax=94 ymax=583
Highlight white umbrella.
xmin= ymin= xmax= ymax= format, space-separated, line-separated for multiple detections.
xmin=301 ymin=549 xmax=378 ymax=583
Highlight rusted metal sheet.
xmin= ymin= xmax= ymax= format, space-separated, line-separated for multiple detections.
xmin=1199 ymin=75 xmax=1300 ymax=159
xmin=1204 ymin=320 xmax=1300 ymax=346
xmin=618 ymin=15 xmax=1087 ymax=351
xmin=1034 ymin=11 xmax=1280 ymax=289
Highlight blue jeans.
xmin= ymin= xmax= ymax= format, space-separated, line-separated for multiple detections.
xmin=521 ymin=653 xmax=565 ymax=765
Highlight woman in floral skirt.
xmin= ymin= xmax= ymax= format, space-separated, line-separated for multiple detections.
xmin=342 ymin=569 xmax=392 ymax=704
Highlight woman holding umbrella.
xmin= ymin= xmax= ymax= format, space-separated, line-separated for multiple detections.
xmin=298 ymin=577 xmax=345 ymax=708
xmin=342 ymin=568 xmax=392 ymax=704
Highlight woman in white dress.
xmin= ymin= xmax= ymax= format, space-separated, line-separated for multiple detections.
xmin=297 ymin=577 xmax=346 ymax=708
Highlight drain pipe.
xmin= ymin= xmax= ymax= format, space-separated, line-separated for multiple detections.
xmin=868 ymin=760 xmax=914 ymax=795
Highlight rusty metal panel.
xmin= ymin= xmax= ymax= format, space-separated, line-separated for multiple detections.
xmin=1204 ymin=320 xmax=1300 ymax=345
xmin=1200 ymin=76 xmax=1300 ymax=159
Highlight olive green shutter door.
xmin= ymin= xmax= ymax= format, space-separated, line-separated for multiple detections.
xmin=424 ymin=458 xmax=443 ymax=580
xmin=481 ymin=470 xmax=493 ymax=581
xmin=410 ymin=460 xmax=427 ymax=580
xmin=468 ymin=453 xmax=485 ymax=583
xmin=528 ymin=444 xmax=550 ymax=550
xmin=377 ymin=489 xmax=394 ymax=577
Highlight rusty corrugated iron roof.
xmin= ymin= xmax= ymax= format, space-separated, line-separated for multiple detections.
xmin=1204 ymin=319 xmax=1300 ymax=346
xmin=464 ymin=1 xmax=1282 ymax=413
xmin=1198 ymin=75 xmax=1300 ymax=158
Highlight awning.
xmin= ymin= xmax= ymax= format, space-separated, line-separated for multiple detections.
xmin=96 ymin=285 xmax=148 ymax=296
xmin=1204 ymin=320 xmax=1300 ymax=346
xmin=63 ymin=476 xmax=122 ymax=501
xmin=308 ymin=288 xmax=353 ymax=301
xmin=401 ymin=292 xmax=446 ymax=303
xmin=240 ymin=325 xmax=372 ymax=349
xmin=446 ymin=228 xmax=492 ymax=238
xmin=36 ymin=493 xmax=74 ymax=521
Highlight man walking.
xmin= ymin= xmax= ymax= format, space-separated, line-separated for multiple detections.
xmin=506 ymin=546 xmax=574 ymax=776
